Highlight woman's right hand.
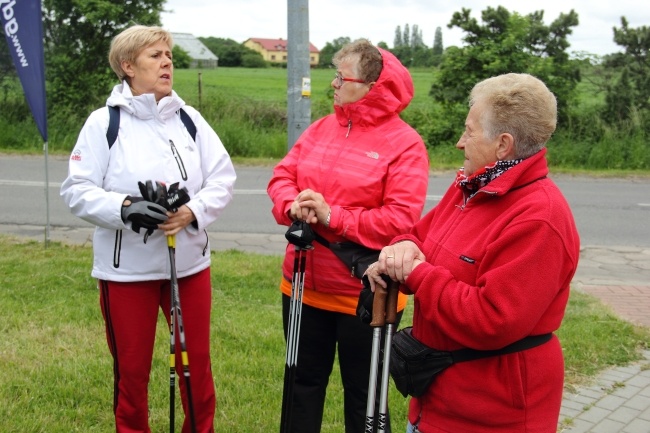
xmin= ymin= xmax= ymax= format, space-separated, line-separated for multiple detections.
xmin=371 ymin=241 xmax=425 ymax=284
xmin=289 ymin=198 xmax=316 ymax=222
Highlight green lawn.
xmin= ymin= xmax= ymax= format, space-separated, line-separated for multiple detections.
xmin=0 ymin=236 xmax=648 ymax=432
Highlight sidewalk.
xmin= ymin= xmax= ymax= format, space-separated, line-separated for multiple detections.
xmin=559 ymin=246 xmax=650 ymax=433
xmin=1 ymin=224 xmax=649 ymax=432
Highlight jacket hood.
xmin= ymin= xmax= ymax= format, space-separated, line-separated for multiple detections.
xmin=106 ymin=80 xmax=186 ymax=121
xmin=334 ymin=48 xmax=414 ymax=127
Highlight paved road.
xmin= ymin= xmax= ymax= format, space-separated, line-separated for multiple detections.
xmin=1 ymin=154 xmax=650 ymax=247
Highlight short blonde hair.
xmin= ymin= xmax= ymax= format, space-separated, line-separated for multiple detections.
xmin=469 ymin=73 xmax=557 ymax=159
xmin=332 ymin=39 xmax=383 ymax=83
xmin=108 ymin=25 xmax=173 ymax=81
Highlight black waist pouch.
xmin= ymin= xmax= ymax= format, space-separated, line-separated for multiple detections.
xmin=390 ymin=327 xmax=454 ymax=397
xmin=313 ymin=232 xmax=379 ymax=279
xmin=390 ymin=326 xmax=552 ymax=398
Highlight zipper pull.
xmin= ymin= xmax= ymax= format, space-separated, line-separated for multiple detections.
xmin=346 ymin=120 xmax=352 ymax=138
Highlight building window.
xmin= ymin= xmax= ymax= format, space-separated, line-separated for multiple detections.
xmin=271 ymin=55 xmax=276 ymax=60
xmin=283 ymin=55 xmax=287 ymax=61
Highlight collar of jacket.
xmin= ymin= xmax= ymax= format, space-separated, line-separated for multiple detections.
xmin=473 ymin=148 xmax=550 ymax=197
xmin=107 ymin=80 xmax=186 ymax=122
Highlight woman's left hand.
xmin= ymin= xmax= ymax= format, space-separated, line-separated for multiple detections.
xmin=160 ymin=205 xmax=196 ymax=236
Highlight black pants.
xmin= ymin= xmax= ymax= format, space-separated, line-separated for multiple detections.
xmin=282 ymin=293 xmax=402 ymax=433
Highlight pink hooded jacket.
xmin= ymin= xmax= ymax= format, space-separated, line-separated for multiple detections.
xmin=268 ymin=48 xmax=429 ymax=296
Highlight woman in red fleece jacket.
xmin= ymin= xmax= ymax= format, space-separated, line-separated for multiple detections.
xmin=268 ymin=39 xmax=429 ymax=433
xmin=366 ymin=73 xmax=580 ymax=433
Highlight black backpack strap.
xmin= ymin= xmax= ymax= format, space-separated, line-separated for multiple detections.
xmin=451 ymin=333 xmax=553 ymax=363
xmin=313 ymin=231 xmax=330 ymax=248
xmin=106 ymin=105 xmax=120 ymax=149
xmin=179 ymin=108 xmax=197 ymax=142
xmin=107 ymin=106 xmax=196 ymax=150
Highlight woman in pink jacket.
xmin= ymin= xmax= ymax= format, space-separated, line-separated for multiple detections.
xmin=268 ymin=39 xmax=429 ymax=433
xmin=367 ymin=73 xmax=580 ymax=433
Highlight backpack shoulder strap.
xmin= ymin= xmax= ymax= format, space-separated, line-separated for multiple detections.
xmin=106 ymin=106 xmax=196 ymax=148
xmin=179 ymin=108 xmax=197 ymax=142
xmin=106 ymin=105 xmax=120 ymax=149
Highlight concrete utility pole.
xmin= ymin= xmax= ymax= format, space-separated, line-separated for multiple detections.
xmin=287 ymin=0 xmax=311 ymax=150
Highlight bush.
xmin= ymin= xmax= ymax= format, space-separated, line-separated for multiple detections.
xmin=241 ymin=54 xmax=268 ymax=68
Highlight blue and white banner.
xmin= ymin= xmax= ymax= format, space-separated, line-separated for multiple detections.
xmin=1 ymin=0 xmax=47 ymax=141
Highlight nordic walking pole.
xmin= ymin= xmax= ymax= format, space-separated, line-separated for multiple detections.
xmin=377 ymin=281 xmax=399 ymax=433
xmin=364 ymin=278 xmax=388 ymax=433
xmin=168 ymin=233 xmax=197 ymax=433
xmin=169 ymin=238 xmax=176 ymax=433
xmin=280 ymin=220 xmax=314 ymax=433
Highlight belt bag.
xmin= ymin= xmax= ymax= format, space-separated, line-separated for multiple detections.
xmin=390 ymin=326 xmax=552 ymax=397
xmin=313 ymin=232 xmax=379 ymax=279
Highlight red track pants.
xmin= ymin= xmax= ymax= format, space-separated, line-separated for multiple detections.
xmin=99 ymin=268 xmax=215 ymax=433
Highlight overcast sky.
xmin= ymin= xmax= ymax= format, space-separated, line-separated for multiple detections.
xmin=161 ymin=0 xmax=648 ymax=57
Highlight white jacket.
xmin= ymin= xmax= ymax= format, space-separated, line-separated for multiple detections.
xmin=61 ymin=82 xmax=236 ymax=282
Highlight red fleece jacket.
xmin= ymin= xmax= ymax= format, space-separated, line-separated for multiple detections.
xmin=392 ymin=149 xmax=580 ymax=433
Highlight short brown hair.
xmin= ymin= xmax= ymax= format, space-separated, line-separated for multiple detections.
xmin=332 ymin=39 xmax=383 ymax=83
xmin=108 ymin=25 xmax=173 ymax=81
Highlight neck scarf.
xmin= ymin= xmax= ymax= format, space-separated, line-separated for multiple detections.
xmin=455 ymin=158 xmax=523 ymax=197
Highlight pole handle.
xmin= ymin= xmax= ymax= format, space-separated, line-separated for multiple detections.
xmin=370 ymin=283 xmax=388 ymax=327
xmin=385 ymin=281 xmax=400 ymax=325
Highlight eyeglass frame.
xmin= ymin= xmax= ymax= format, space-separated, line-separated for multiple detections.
xmin=334 ymin=72 xmax=366 ymax=87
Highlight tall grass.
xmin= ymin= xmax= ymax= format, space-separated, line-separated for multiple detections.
xmin=0 ymin=236 xmax=648 ymax=432
xmin=1 ymin=67 xmax=648 ymax=171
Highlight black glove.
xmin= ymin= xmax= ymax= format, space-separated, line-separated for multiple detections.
xmin=138 ymin=180 xmax=190 ymax=212
xmin=138 ymin=180 xmax=168 ymax=209
xmin=121 ymin=196 xmax=168 ymax=234
xmin=165 ymin=182 xmax=191 ymax=212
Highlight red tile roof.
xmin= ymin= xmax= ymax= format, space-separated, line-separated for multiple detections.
xmin=246 ymin=38 xmax=319 ymax=53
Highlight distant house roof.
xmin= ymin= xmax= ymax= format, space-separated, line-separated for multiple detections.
xmin=245 ymin=37 xmax=319 ymax=53
xmin=171 ymin=33 xmax=218 ymax=60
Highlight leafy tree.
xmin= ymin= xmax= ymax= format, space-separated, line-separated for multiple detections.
xmin=410 ymin=25 xmax=422 ymax=48
xmin=394 ymin=26 xmax=403 ymax=48
xmin=318 ymin=37 xmax=351 ymax=67
xmin=604 ymin=67 xmax=634 ymax=123
xmin=199 ymin=37 xmax=264 ymax=67
xmin=390 ymin=23 xmax=436 ymax=67
xmin=42 ymin=0 xmax=164 ymax=110
xmin=403 ymin=23 xmax=410 ymax=48
xmin=602 ymin=17 xmax=650 ymax=123
xmin=241 ymin=52 xmax=268 ymax=68
xmin=430 ymin=6 xmax=580 ymax=124
xmin=432 ymin=26 xmax=443 ymax=56
xmin=0 ymin=25 xmax=17 ymax=101
xmin=172 ymin=45 xmax=191 ymax=69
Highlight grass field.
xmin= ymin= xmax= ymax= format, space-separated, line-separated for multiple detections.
xmin=172 ymin=66 xmax=436 ymax=119
xmin=1 ymin=236 xmax=648 ymax=432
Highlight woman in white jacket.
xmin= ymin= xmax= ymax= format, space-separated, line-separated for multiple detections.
xmin=60 ymin=25 xmax=236 ymax=433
